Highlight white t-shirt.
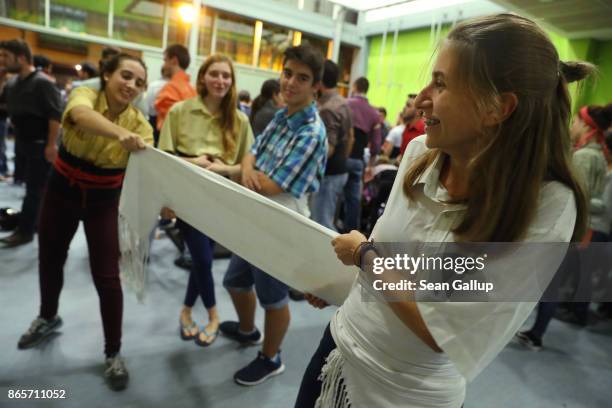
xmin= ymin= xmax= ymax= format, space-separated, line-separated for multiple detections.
xmin=145 ymin=78 xmax=169 ymax=117
xmin=385 ymin=124 xmax=405 ymax=148
xmin=328 ymin=135 xmax=577 ymax=407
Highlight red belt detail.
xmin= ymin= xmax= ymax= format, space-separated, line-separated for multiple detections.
xmin=53 ymin=156 xmax=124 ymax=190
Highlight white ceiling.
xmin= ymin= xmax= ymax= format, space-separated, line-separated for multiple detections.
xmin=327 ymin=0 xmax=408 ymax=11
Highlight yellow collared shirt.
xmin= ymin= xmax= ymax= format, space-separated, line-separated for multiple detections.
xmin=158 ymin=96 xmax=254 ymax=165
xmin=62 ymin=87 xmax=154 ymax=169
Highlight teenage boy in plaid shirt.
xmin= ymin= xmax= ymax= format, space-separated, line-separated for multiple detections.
xmin=220 ymin=45 xmax=327 ymax=386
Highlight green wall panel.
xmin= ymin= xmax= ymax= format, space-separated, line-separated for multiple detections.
xmin=367 ymin=26 xmax=611 ymax=123
xmin=367 ymin=26 xmax=450 ymax=124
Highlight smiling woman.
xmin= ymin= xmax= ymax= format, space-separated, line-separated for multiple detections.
xmin=157 ymin=54 xmax=254 ymax=349
xmin=16 ymin=53 xmax=153 ymax=392
xmin=297 ymin=13 xmax=594 ymax=408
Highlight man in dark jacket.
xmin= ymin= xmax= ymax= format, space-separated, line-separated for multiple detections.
xmin=0 ymin=39 xmax=62 ymax=247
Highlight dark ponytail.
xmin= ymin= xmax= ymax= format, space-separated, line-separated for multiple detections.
xmin=250 ymin=79 xmax=280 ymax=123
xmin=559 ymin=60 xmax=596 ymax=83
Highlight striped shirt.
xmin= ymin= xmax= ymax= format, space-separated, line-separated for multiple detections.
xmin=251 ymin=101 xmax=327 ymax=199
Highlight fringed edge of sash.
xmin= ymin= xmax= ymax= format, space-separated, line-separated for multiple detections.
xmin=118 ymin=213 xmax=149 ymax=303
xmin=315 ymin=349 xmax=352 ymax=408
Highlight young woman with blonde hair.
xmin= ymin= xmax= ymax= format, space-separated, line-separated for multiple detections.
xmin=158 ymin=54 xmax=254 ymax=347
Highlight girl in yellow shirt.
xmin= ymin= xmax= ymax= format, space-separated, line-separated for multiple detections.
xmin=159 ymin=54 xmax=254 ymax=347
xmin=17 ymin=54 xmax=153 ymax=391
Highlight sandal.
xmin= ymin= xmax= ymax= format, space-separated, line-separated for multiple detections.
xmin=194 ymin=326 xmax=219 ymax=347
xmin=179 ymin=319 xmax=199 ymax=341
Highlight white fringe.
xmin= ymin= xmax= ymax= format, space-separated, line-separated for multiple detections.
xmin=118 ymin=213 xmax=149 ymax=303
xmin=315 ymin=349 xmax=352 ymax=408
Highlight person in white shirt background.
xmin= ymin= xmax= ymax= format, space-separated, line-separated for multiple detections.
xmin=296 ymin=13 xmax=592 ymax=408
xmin=145 ymin=67 xmax=171 ymax=146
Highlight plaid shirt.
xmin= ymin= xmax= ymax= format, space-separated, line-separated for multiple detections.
xmin=251 ymin=101 xmax=327 ymax=199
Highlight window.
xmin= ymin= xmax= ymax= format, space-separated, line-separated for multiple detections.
xmin=300 ymin=33 xmax=328 ymax=59
xmin=338 ymin=44 xmax=355 ymax=84
xmin=5 ymin=0 xmax=45 ymax=25
xmin=50 ymin=1 xmax=108 ymax=37
xmin=165 ymin=3 xmax=190 ymax=48
xmin=197 ymin=8 xmax=214 ymax=56
xmin=214 ymin=11 xmax=254 ymax=65
xmin=113 ymin=0 xmax=165 ymax=47
xmin=258 ymin=22 xmax=291 ymax=71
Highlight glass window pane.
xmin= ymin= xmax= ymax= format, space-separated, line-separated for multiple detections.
xmin=5 ymin=0 xmax=45 ymax=25
xmin=113 ymin=0 xmax=165 ymax=47
xmin=50 ymin=1 xmax=108 ymax=37
xmin=338 ymin=44 xmax=355 ymax=83
xmin=197 ymin=8 xmax=214 ymax=56
xmin=338 ymin=44 xmax=355 ymax=97
xmin=300 ymin=33 xmax=327 ymax=59
xmin=166 ymin=4 xmax=190 ymax=48
xmin=215 ymin=12 xmax=254 ymax=66
xmin=258 ymin=23 xmax=291 ymax=72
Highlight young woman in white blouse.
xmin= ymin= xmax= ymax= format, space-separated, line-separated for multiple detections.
xmin=296 ymin=13 xmax=592 ymax=408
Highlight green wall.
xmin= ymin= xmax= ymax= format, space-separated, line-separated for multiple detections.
xmin=367 ymin=26 xmax=612 ymax=123
xmin=367 ymin=26 xmax=448 ymax=124
xmin=584 ymin=41 xmax=612 ymax=107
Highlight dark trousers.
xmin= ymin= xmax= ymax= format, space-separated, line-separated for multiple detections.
xmin=38 ymin=171 xmax=123 ymax=356
xmin=18 ymin=139 xmax=50 ymax=235
xmin=295 ymin=324 xmax=337 ymax=408
xmin=342 ymin=158 xmax=364 ymax=232
xmin=0 ymin=119 xmax=7 ymax=174
xmin=178 ymin=219 xmax=216 ymax=309
xmin=149 ymin=115 xmax=160 ymax=148
xmin=531 ymin=230 xmax=609 ymax=338
xmin=295 ymin=325 xmax=465 ymax=408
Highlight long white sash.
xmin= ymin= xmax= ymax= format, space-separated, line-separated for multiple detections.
xmin=118 ymin=147 xmax=355 ymax=305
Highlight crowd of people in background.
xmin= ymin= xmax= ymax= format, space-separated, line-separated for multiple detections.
xmin=0 ymin=14 xmax=611 ymax=406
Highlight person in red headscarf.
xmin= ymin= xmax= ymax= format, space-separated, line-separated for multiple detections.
xmin=572 ymin=105 xmax=612 ymax=154
xmin=517 ymin=103 xmax=612 ymax=350
xmin=571 ymin=105 xmax=612 ymax=242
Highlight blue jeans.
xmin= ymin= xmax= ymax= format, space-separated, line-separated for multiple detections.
xmin=343 ymin=158 xmax=364 ymax=232
xmin=223 ymin=254 xmax=289 ymax=310
xmin=311 ymin=173 xmax=348 ymax=231
xmin=177 ymin=219 xmax=216 ymax=309
xmin=0 ymin=119 xmax=7 ymax=175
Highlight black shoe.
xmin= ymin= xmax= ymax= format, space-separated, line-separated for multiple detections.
xmin=1 ymin=230 xmax=33 ymax=247
xmin=174 ymin=255 xmax=192 ymax=270
xmin=219 ymin=321 xmax=263 ymax=345
xmin=0 ymin=207 xmax=19 ymax=231
xmin=18 ymin=316 xmax=63 ymax=349
xmin=289 ymin=289 xmax=305 ymax=301
xmin=514 ymin=331 xmax=542 ymax=351
xmin=105 ymin=354 xmax=129 ymax=391
xmin=234 ymin=351 xmax=285 ymax=386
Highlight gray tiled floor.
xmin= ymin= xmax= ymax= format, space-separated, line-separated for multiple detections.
xmin=0 ymin=149 xmax=611 ymax=407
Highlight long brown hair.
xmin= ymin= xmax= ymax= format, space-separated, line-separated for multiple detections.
xmin=196 ymin=54 xmax=239 ymax=160
xmin=403 ymin=13 xmax=592 ymax=242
